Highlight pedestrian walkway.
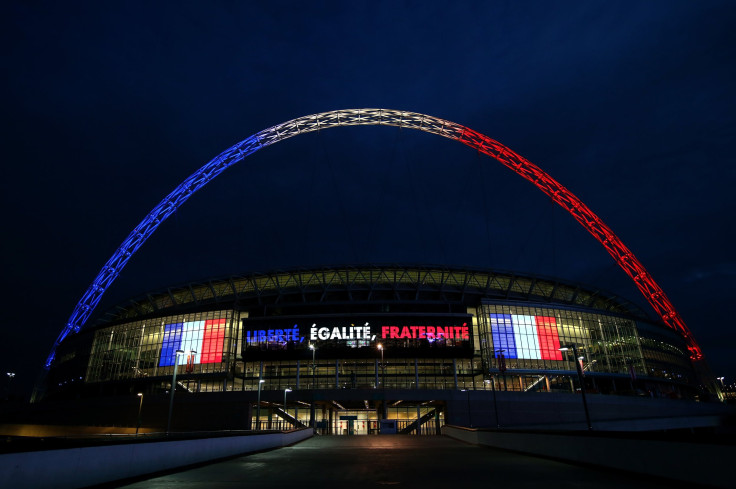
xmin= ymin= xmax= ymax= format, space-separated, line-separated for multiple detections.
xmin=115 ymin=435 xmax=695 ymax=488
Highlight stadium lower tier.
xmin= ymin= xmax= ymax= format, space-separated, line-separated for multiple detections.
xmin=47 ymin=300 xmax=699 ymax=401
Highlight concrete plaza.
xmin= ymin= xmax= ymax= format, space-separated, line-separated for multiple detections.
xmin=115 ymin=435 xmax=696 ymax=489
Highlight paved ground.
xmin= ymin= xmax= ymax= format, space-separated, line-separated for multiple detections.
xmin=114 ymin=435 xmax=694 ymax=489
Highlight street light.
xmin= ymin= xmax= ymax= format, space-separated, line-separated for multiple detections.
xmin=136 ymin=393 xmax=143 ymax=436
xmin=485 ymin=379 xmax=501 ymax=429
xmin=256 ymin=379 xmax=266 ymax=429
xmin=308 ymin=344 xmax=318 ymax=429
xmin=490 ymin=349 xmax=504 ymax=428
xmin=377 ymin=343 xmax=388 ymax=421
xmin=559 ymin=344 xmax=592 ymax=430
xmin=461 ymin=389 xmax=472 ymax=427
xmin=6 ymin=372 xmax=15 ymax=401
xmin=309 ymin=344 xmax=316 ymax=388
xmin=284 ymin=387 xmax=292 ymax=428
xmin=377 ymin=343 xmax=385 ymax=388
xmin=166 ymin=349 xmax=185 ymax=435
xmin=717 ymin=376 xmax=725 ymax=387
xmin=491 ymin=348 xmax=508 ymax=391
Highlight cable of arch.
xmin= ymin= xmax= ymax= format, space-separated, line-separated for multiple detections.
xmin=45 ymin=108 xmax=702 ymax=368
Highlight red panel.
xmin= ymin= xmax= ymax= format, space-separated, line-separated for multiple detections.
xmin=536 ymin=316 xmax=562 ymax=361
xmin=201 ymin=318 xmax=226 ymax=364
xmin=455 ymin=128 xmax=703 ymax=360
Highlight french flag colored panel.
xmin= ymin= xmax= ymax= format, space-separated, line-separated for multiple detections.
xmin=490 ymin=313 xmax=517 ymax=359
xmin=535 ymin=316 xmax=563 ymax=360
xmin=511 ymin=315 xmax=541 ymax=359
xmin=159 ymin=322 xmax=183 ymax=367
xmin=201 ymin=318 xmax=226 ymax=364
xmin=179 ymin=320 xmax=205 ymax=365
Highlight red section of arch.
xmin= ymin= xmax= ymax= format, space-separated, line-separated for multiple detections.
xmin=456 ymin=127 xmax=703 ymax=360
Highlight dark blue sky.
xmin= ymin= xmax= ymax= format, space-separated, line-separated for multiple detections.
xmin=2 ymin=1 xmax=735 ymax=397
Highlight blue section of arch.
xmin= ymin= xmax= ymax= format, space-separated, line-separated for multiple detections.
xmin=45 ymin=134 xmax=263 ymax=367
xmin=46 ymin=108 xmax=474 ymax=368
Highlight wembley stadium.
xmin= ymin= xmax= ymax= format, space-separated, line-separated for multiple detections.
xmin=26 ymin=110 xmax=725 ymax=432
xmin=39 ymin=265 xmax=713 ymax=434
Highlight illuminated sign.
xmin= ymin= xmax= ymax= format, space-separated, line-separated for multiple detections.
xmin=245 ymin=326 xmax=304 ymax=344
xmin=244 ymin=320 xmax=469 ymax=345
xmin=243 ymin=315 xmax=472 ymax=358
xmin=380 ymin=324 xmax=469 ymax=340
xmin=310 ymin=323 xmax=374 ymax=341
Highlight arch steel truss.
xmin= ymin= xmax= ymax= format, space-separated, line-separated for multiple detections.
xmin=45 ymin=109 xmax=703 ymax=367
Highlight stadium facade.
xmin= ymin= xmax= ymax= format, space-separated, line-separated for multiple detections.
xmin=43 ymin=265 xmax=701 ymax=434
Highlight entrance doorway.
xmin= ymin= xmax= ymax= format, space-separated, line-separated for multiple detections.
xmin=254 ymin=399 xmax=445 ymax=434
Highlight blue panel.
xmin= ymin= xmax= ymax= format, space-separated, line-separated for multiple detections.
xmin=159 ymin=322 xmax=183 ymax=367
xmin=490 ymin=313 xmax=517 ymax=359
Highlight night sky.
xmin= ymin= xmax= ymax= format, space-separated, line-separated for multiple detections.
xmin=2 ymin=1 xmax=735 ymax=398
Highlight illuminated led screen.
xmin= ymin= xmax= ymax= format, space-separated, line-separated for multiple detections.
xmin=158 ymin=318 xmax=226 ymax=367
xmin=242 ymin=315 xmax=473 ymax=359
xmin=490 ymin=313 xmax=562 ymax=360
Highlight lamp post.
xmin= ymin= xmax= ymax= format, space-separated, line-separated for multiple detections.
xmin=377 ymin=343 xmax=385 ymax=388
xmin=136 ymin=393 xmax=143 ymax=436
xmin=485 ymin=378 xmax=501 ymax=429
xmin=308 ymin=344 xmax=317 ymax=429
xmin=717 ymin=376 xmax=725 ymax=387
xmin=256 ymin=379 xmax=265 ymax=430
xmin=461 ymin=389 xmax=472 ymax=427
xmin=377 ymin=343 xmax=388 ymax=421
xmin=166 ymin=349 xmax=185 ymax=435
xmin=491 ymin=348 xmax=508 ymax=391
xmin=5 ymin=372 xmax=15 ymax=400
xmin=284 ymin=388 xmax=292 ymax=428
xmin=490 ymin=348 xmax=504 ymax=428
xmin=309 ymin=344 xmax=316 ymax=388
xmin=559 ymin=344 xmax=592 ymax=431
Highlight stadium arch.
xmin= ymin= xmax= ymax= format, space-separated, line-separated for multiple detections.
xmin=44 ymin=109 xmax=703 ymax=368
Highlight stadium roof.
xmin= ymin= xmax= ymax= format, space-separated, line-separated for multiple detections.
xmin=94 ymin=265 xmax=652 ymax=326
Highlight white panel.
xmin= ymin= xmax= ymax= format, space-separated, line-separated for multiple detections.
xmin=179 ymin=320 xmax=205 ymax=365
xmin=511 ymin=315 xmax=541 ymax=360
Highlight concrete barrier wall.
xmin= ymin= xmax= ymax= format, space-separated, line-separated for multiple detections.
xmin=0 ymin=429 xmax=312 ymax=489
xmin=444 ymin=390 xmax=732 ymax=430
xmin=0 ymin=423 xmax=158 ymax=437
xmin=443 ymin=425 xmax=733 ymax=488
